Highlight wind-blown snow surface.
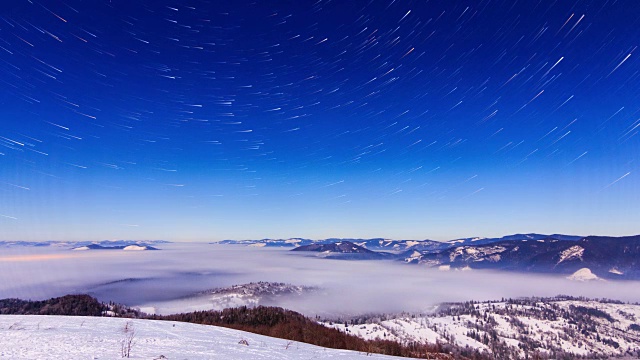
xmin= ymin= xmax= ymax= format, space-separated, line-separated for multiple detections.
xmin=0 ymin=315 xmax=408 ymax=360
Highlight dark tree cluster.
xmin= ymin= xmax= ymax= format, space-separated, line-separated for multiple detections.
xmin=152 ymin=305 xmax=458 ymax=359
xmin=569 ymin=305 xmax=615 ymax=323
xmin=3 ymin=294 xmax=637 ymax=359
xmin=0 ymin=294 xmax=103 ymax=316
xmin=0 ymin=295 xmax=463 ymax=359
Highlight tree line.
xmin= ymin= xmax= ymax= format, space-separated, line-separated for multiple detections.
xmin=0 ymin=294 xmax=474 ymax=359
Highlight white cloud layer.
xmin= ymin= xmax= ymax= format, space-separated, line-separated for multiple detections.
xmin=2 ymin=243 xmax=639 ymax=316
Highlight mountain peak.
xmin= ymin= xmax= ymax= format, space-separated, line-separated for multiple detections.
xmin=567 ymin=268 xmax=600 ymax=281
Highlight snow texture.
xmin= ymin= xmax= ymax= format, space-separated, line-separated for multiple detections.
xmin=557 ymin=245 xmax=585 ymax=264
xmin=567 ymin=268 xmax=599 ymax=281
xmin=326 ymin=299 xmax=640 ymax=358
xmin=0 ymin=315 xmax=410 ymax=359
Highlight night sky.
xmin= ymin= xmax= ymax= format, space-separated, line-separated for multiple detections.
xmin=1 ymin=0 xmax=639 ymax=242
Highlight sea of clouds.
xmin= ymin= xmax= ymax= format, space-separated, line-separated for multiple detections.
xmin=2 ymin=242 xmax=639 ymax=317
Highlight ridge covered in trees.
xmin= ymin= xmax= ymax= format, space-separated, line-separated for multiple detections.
xmin=0 ymin=294 xmax=103 ymax=316
xmin=152 ymin=305 xmax=462 ymax=359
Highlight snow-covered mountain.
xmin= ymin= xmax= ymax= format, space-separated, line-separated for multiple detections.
xmin=353 ymin=238 xmax=448 ymax=253
xmin=217 ymin=237 xmax=445 ymax=252
xmin=324 ymin=297 xmax=640 ymax=359
xmin=72 ymin=244 xmax=159 ymax=251
xmin=0 ymin=315 xmax=411 ymax=360
xmin=291 ymin=241 xmax=393 ymax=260
xmin=567 ymin=268 xmax=600 ymax=281
xmin=216 ymin=237 xmax=319 ymax=247
xmin=404 ymin=235 xmax=640 ymax=279
xmin=0 ymin=240 xmax=169 ymax=249
xmin=446 ymin=233 xmax=582 ymax=247
xmin=268 ymin=234 xmax=640 ymax=279
xmin=218 ymin=234 xmax=580 ymax=253
xmin=139 ymin=282 xmax=316 ymax=315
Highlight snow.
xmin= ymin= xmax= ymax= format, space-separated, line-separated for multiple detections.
xmin=449 ymin=246 xmax=506 ymax=262
xmin=418 ymin=259 xmax=442 ymax=266
xmin=72 ymin=246 xmax=90 ymax=251
xmin=123 ymin=245 xmax=147 ymax=251
xmin=430 ymin=316 xmax=488 ymax=350
xmin=449 ymin=247 xmax=464 ymax=261
xmin=327 ymin=300 xmax=640 ymax=358
xmin=487 ymin=254 xmax=501 ymax=262
xmin=405 ymin=251 xmax=422 ymax=262
xmin=609 ymin=267 xmax=624 ymax=275
xmin=248 ymin=243 xmax=267 ymax=247
xmin=557 ymin=245 xmax=585 ymax=264
xmin=140 ymin=293 xmax=261 ymax=315
xmin=325 ymin=318 xmax=444 ymax=346
xmin=0 ymin=315 xmax=411 ymax=359
xmin=567 ymin=268 xmax=599 ymax=281
xmin=557 ymin=300 xmax=640 ymax=354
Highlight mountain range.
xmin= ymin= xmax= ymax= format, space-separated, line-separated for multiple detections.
xmin=0 ymin=240 xmax=169 ymax=249
xmin=403 ymin=235 xmax=640 ymax=279
xmin=291 ymin=241 xmax=393 ymax=260
xmin=71 ymin=244 xmax=159 ymax=251
xmin=253 ymin=233 xmax=640 ymax=280
xmin=5 ymin=234 xmax=639 ymax=279
xmin=218 ymin=233 xmax=582 ymax=251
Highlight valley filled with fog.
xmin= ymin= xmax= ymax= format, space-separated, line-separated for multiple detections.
xmin=2 ymin=242 xmax=640 ymax=317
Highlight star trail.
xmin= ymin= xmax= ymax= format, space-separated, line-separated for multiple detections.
xmin=1 ymin=0 xmax=639 ymax=241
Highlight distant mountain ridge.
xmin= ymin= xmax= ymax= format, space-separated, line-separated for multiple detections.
xmin=407 ymin=234 xmax=640 ymax=279
xmin=216 ymin=238 xmax=318 ymax=247
xmin=218 ymin=237 xmax=451 ymax=252
xmin=291 ymin=241 xmax=392 ymax=260
xmin=0 ymin=240 xmax=168 ymax=249
xmin=72 ymin=244 xmax=159 ymax=251
xmin=446 ymin=233 xmax=582 ymax=246
xmin=217 ymin=233 xmax=582 ymax=251
xmin=282 ymin=233 xmax=640 ymax=279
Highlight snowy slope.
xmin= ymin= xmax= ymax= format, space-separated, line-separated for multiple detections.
xmin=0 ymin=315 xmax=414 ymax=359
xmin=324 ymin=299 xmax=640 ymax=358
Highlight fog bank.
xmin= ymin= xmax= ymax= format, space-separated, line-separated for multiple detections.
xmin=2 ymin=243 xmax=639 ymax=316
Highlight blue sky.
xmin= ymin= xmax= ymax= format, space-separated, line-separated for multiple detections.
xmin=1 ymin=0 xmax=639 ymax=241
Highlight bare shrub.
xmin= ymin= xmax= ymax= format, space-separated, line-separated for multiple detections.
xmin=120 ymin=321 xmax=136 ymax=358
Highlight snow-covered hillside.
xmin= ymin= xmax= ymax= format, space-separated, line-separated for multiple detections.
xmin=139 ymin=282 xmax=316 ymax=315
xmin=324 ymin=298 xmax=640 ymax=359
xmin=0 ymin=315 xmax=413 ymax=359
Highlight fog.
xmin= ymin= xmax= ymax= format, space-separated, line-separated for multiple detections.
xmin=2 ymin=243 xmax=640 ymax=317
